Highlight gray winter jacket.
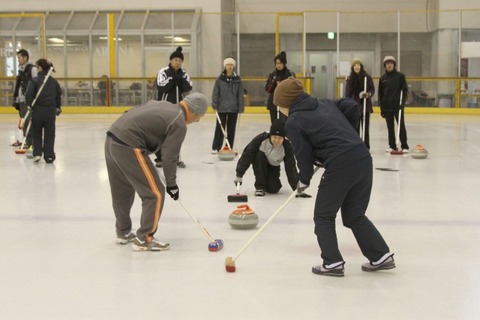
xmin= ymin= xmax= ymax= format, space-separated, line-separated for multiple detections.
xmin=212 ymin=72 xmax=244 ymax=113
xmin=108 ymin=100 xmax=187 ymax=186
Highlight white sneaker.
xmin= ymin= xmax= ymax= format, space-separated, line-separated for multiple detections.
xmin=402 ymin=149 xmax=409 ymax=153
xmin=211 ymin=149 xmax=218 ymax=155
xmin=132 ymin=237 xmax=170 ymax=251
xmin=385 ymin=147 xmax=393 ymax=152
xmin=116 ymin=232 xmax=136 ymax=245
xmin=33 ymin=156 xmax=42 ymax=162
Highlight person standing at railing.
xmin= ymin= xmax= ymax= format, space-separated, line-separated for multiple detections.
xmin=211 ymin=57 xmax=244 ymax=154
xmin=265 ymin=51 xmax=295 ymax=124
xmin=345 ymin=58 xmax=375 ymax=149
xmin=11 ymin=49 xmax=37 ymax=147
xmin=155 ymin=46 xmax=193 ymax=168
xmin=378 ymin=56 xmax=409 ymax=153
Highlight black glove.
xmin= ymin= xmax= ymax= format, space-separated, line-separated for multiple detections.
xmin=173 ymin=74 xmax=183 ymax=84
xmin=166 ymin=185 xmax=179 ymax=200
xmin=12 ymin=102 xmax=20 ymax=110
xmin=296 ymin=192 xmax=312 ymax=198
xmin=56 ymin=108 xmax=62 ymax=116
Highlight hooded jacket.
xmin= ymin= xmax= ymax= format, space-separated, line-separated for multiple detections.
xmin=212 ymin=72 xmax=245 ymax=113
xmin=285 ymin=94 xmax=369 ymax=185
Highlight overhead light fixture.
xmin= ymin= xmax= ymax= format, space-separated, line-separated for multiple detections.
xmin=48 ymin=37 xmax=65 ymax=44
xmin=165 ymin=36 xmax=189 ymax=42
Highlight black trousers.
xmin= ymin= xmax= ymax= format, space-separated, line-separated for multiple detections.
xmin=19 ymin=102 xmax=33 ymax=146
xmin=252 ymin=152 xmax=282 ymax=193
xmin=384 ymin=110 xmax=409 ymax=150
xmin=313 ymin=156 xmax=390 ymax=265
xmin=212 ymin=112 xmax=238 ymax=151
xmin=357 ymin=112 xmax=371 ymax=149
xmin=31 ymin=113 xmax=56 ymax=161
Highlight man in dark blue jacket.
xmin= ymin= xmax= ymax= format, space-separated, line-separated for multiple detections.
xmin=274 ymin=77 xmax=394 ymax=277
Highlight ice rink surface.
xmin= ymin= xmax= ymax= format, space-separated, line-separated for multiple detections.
xmin=1 ymin=112 xmax=479 ymax=319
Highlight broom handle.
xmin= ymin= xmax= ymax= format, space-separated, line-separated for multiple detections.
xmin=159 ymin=174 xmax=216 ymax=242
xmin=396 ymin=91 xmax=403 ymax=149
xmin=232 ymin=166 xmax=321 ymax=262
xmin=362 ymin=77 xmax=367 ymax=141
xmin=178 ymin=198 xmax=216 ymax=242
xmin=215 ymin=111 xmax=232 ymax=149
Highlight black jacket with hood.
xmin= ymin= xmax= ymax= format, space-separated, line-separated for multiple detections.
xmin=285 ymin=94 xmax=369 ymax=185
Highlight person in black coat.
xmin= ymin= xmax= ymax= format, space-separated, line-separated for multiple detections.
xmin=265 ymin=51 xmax=295 ymax=124
xmin=274 ymin=77 xmax=394 ymax=277
xmin=378 ymin=56 xmax=409 ymax=152
xmin=25 ymin=59 xmax=62 ymax=163
xmin=345 ymin=58 xmax=375 ymax=149
xmin=234 ymin=119 xmax=306 ymax=197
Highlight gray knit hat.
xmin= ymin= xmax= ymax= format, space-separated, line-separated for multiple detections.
xmin=183 ymin=93 xmax=209 ymax=115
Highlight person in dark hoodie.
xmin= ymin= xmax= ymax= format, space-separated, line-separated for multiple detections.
xmin=105 ymin=93 xmax=208 ymax=252
xmin=155 ymin=46 xmax=193 ymax=168
xmin=234 ymin=119 xmax=308 ymax=198
xmin=378 ymin=55 xmax=409 ymax=153
xmin=274 ymin=77 xmax=394 ymax=277
xmin=211 ymin=57 xmax=244 ymax=154
xmin=265 ymin=51 xmax=295 ymax=124
xmin=25 ymin=59 xmax=62 ymax=164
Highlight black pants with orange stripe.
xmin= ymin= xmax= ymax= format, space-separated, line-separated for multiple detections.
xmin=105 ymin=136 xmax=165 ymax=242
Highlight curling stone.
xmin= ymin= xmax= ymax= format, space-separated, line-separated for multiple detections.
xmin=218 ymin=146 xmax=236 ymax=161
xmin=410 ymin=144 xmax=428 ymax=159
xmin=228 ymin=204 xmax=259 ymax=230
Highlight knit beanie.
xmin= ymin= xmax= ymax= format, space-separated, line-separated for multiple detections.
xmin=274 ymin=51 xmax=287 ymax=64
xmin=183 ymin=92 xmax=208 ymax=115
xmin=351 ymin=58 xmax=363 ymax=67
xmin=223 ymin=57 xmax=236 ymax=68
xmin=269 ymin=119 xmax=286 ymax=138
xmin=383 ymin=55 xmax=396 ymax=67
xmin=170 ymin=47 xmax=184 ymax=61
xmin=273 ymin=77 xmax=304 ymax=109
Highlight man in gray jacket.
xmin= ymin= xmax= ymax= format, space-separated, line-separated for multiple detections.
xmin=105 ymin=93 xmax=208 ymax=251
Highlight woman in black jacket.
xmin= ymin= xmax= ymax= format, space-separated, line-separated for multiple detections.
xmin=25 ymin=59 xmax=62 ymax=163
xmin=265 ymin=51 xmax=295 ymax=124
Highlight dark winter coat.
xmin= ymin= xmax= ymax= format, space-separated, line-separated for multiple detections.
xmin=265 ymin=67 xmax=295 ymax=111
xmin=157 ymin=64 xmax=193 ymax=103
xmin=345 ymin=73 xmax=375 ymax=114
xmin=285 ymin=94 xmax=369 ymax=185
xmin=236 ymin=132 xmax=299 ymax=190
xmin=25 ymin=71 xmax=62 ymax=119
xmin=378 ymin=69 xmax=408 ymax=114
xmin=13 ymin=62 xmax=37 ymax=106
xmin=212 ymin=72 xmax=245 ymax=113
